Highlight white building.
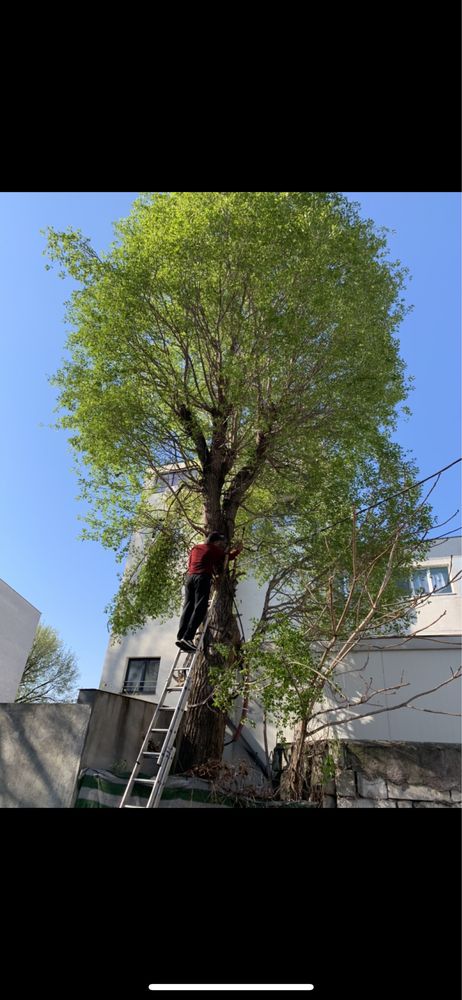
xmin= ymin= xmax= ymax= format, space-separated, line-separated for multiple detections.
xmin=99 ymin=536 xmax=462 ymax=767
xmin=320 ymin=535 xmax=461 ymax=743
xmin=0 ymin=578 xmax=41 ymax=702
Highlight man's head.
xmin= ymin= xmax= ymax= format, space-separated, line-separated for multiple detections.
xmin=206 ymin=531 xmax=226 ymax=548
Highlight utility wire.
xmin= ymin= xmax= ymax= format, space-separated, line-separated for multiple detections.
xmin=240 ymin=457 xmax=461 ymax=542
xmin=314 ymin=457 xmax=461 ymax=536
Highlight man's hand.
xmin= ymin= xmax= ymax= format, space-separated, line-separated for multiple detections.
xmin=229 ymin=541 xmax=244 ymax=557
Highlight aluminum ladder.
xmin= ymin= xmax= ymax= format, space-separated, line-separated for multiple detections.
xmin=119 ymin=593 xmax=217 ymax=809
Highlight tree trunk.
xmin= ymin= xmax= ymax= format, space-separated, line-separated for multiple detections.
xmin=179 ymin=564 xmax=240 ymax=770
xmin=282 ymin=719 xmax=309 ymax=800
xmin=177 ymin=443 xmax=243 ymax=769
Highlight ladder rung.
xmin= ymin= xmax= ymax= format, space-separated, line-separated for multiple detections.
xmin=119 ymin=592 xmax=218 ymax=809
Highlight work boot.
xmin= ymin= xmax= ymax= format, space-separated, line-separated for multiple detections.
xmin=175 ymin=639 xmax=195 ymax=653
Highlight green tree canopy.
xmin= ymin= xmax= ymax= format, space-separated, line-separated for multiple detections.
xmin=15 ymin=624 xmax=80 ymax=703
xmin=44 ymin=191 xmax=433 ymax=764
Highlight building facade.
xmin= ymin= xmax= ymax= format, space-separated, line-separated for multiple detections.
xmin=99 ymin=537 xmax=462 ymax=767
xmin=0 ymin=578 xmax=41 ymax=702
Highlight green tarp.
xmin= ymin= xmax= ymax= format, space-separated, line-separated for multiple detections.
xmin=75 ymin=769 xmax=235 ymax=808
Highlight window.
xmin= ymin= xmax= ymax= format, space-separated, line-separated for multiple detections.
xmin=122 ymin=658 xmax=160 ymax=694
xmin=407 ymin=565 xmax=453 ymax=596
xmin=155 ymin=471 xmax=183 ymax=492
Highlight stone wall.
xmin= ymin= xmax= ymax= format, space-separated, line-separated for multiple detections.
xmin=321 ymin=741 xmax=461 ymax=808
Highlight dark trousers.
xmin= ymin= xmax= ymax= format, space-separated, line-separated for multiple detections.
xmin=177 ymin=573 xmax=212 ymax=641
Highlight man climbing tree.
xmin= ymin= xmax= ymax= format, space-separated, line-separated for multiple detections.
xmin=176 ymin=532 xmax=243 ymax=653
xmin=45 ymin=191 xmax=432 ymax=769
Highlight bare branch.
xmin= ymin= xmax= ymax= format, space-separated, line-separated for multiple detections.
xmin=307 ymin=668 xmax=462 ymax=737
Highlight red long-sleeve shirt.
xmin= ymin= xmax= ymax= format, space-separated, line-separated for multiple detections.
xmin=187 ymin=542 xmax=239 ymax=576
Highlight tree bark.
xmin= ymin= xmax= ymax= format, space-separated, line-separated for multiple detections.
xmin=175 ymin=411 xmax=261 ymax=769
xmin=283 ymin=719 xmax=309 ymax=800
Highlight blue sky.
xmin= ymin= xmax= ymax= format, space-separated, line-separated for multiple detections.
xmin=0 ymin=192 xmax=460 ymax=692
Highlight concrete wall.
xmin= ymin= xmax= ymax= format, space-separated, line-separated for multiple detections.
xmin=0 ymin=703 xmax=91 ymax=807
xmin=77 ymin=688 xmax=174 ymax=774
xmin=0 ymin=690 xmax=176 ymax=807
xmin=0 ymin=579 xmax=40 ymax=701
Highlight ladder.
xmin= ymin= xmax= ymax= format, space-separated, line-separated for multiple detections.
xmin=119 ymin=593 xmax=217 ymax=809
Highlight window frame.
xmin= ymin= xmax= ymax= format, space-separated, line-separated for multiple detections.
xmin=122 ymin=657 xmax=160 ymax=695
xmin=408 ymin=563 xmax=453 ymax=597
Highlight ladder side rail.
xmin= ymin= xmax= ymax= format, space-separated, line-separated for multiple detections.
xmin=151 ymin=596 xmax=215 ymax=771
xmin=146 ymin=593 xmax=218 ymax=808
xmin=121 ymin=587 xmax=218 ymax=809
xmin=119 ymin=647 xmax=185 ymax=807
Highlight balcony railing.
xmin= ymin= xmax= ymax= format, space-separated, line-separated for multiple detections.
xmin=122 ymin=682 xmax=158 ymax=695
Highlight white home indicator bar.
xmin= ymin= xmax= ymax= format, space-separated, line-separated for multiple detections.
xmin=148 ymin=987 xmax=315 ymax=992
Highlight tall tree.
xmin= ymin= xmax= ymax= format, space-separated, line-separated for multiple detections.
xmin=237 ymin=477 xmax=460 ymax=799
xmin=45 ymin=191 xmax=424 ymax=765
xmin=15 ymin=624 xmax=79 ymax=703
